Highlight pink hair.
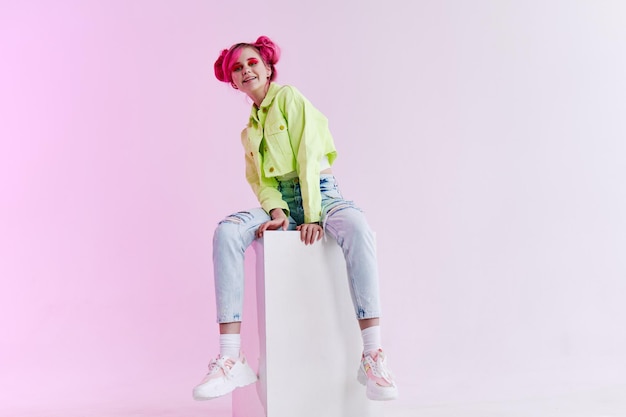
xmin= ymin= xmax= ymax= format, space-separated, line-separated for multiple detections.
xmin=214 ymin=36 xmax=281 ymax=87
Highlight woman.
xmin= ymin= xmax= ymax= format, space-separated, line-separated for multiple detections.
xmin=193 ymin=36 xmax=398 ymax=402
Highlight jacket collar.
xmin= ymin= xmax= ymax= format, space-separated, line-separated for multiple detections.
xmin=249 ymin=82 xmax=281 ymax=124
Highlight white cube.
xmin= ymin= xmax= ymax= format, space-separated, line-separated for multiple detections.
xmin=232 ymin=231 xmax=383 ymax=417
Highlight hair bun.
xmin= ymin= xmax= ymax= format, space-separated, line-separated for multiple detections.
xmin=214 ymin=49 xmax=229 ymax=82
xmin=254 ymin=35 xmax=281 ymax=65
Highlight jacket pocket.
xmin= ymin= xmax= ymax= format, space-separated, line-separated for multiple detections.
xmin=263 ymin=120 xmax=295 ymax=176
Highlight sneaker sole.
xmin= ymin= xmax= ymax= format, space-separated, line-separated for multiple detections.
xmin=357 ymin=367 xmax=399 ymax=401
xmin=193 ymin=368 xmax=258 ymax=401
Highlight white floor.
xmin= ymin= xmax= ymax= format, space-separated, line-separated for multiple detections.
xmin=3 ymin=385 xmax=626 ymax=417
xmin=386 ymin=385 xmax=626 ymax=417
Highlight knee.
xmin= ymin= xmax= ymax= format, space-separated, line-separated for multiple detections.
xmin=347 ymin=218 xmax=374 ymax=240
xmin=213 ymin=211 xmax=252 ymax=245
xmin=331 ymin=210 xmax=373 ymax=239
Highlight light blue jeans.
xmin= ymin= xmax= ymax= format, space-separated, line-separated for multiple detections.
xmin=213 ymin=174 xmax=381 ymax=323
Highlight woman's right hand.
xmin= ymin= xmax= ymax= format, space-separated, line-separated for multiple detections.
xmin=256 ymin=208 xmax=289 ymax=238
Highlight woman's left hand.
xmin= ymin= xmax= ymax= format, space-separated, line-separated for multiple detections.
xmin=296 ymin=223 xmax=323 ymax=245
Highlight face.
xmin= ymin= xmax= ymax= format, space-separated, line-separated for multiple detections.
xmin=230 ymin=47 xmax=272 ymax=97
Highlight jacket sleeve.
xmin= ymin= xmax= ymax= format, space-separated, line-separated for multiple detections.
xmin=242 ymin=129 xmax=289 ymax=216
xmin=278 ymin=86 xmax=337 ymax=223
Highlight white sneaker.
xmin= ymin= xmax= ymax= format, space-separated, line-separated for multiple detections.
xmin=193 ymin=353 xmax=257 ymax=400
xmin=357 ymin=349 xmax=399 ymax=401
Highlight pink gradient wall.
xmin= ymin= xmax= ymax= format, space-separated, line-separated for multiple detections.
xmin=2 ymin=0 xmax=626 ymax=414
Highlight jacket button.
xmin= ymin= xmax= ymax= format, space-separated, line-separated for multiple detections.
xmin=264 ymin=147 xmax=268 ymax=152
xmin=250 ymin=152 xmax=253 ymax=156
xmin=269 ymin=167 xmax=275 ymax=172
xmin=263 ymin=108 xmax=268 ymax=113
xmin=279 ymin=125 xmax=285 ymax=130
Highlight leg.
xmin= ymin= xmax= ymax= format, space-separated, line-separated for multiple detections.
xmin=194 ymin=208 xmax=275 ymax=401
xmin=213 ymin=208 xmax=271 ymax=325
xmin=323 ymin=204 xmax=382 ymax=321
xmin=324 ymin=206 xmax=398 ymax=400
xmin=320 ymin=176 xmax=398 ymax=400
xmin=220 ymin=322 xmax=241 ymax=334
xmin=359 ymin=317 xmax=380 ymax=330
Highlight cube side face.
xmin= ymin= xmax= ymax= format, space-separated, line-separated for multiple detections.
xmin=235 ymin=231 xmax=382 ymax=417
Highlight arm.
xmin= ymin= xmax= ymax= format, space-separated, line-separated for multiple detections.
xmin=256 ymin=208 xmax=289 ymax=239
xmin=242 ymin=130 xmax=290 ymax=238
xmin=243 ymin=129 xmax=289 ymax=216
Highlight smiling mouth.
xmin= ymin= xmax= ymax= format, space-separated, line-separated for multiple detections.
xmin=243 ymin=76 xmax=256 ymax=83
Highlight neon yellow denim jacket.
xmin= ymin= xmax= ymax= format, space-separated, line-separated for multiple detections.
xmin=241 ymin=83 xmax=337 ymax=223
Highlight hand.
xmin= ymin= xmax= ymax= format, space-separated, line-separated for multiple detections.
xmin=296 ymin=222 xmax=323 ymax=245
xmin=256 ymin=209 xmax=289 ymax=238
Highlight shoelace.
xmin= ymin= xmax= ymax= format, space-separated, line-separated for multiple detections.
xmin=374 ymin=354 xmax=394 ymax=382
xmin=364 ymin=353 xmax=394 ymax=383
xmin=207 ymin=356 xmax=234 ymax=379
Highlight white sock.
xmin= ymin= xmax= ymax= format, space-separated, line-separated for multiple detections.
xmin=219 ymin=334 xmax=241 ymax=359
xmin=361 ymin=326 xmax=382 ymax=354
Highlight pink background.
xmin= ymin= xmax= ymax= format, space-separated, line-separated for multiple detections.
xmin=2 ymin=1 xmax=626 ymax=415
